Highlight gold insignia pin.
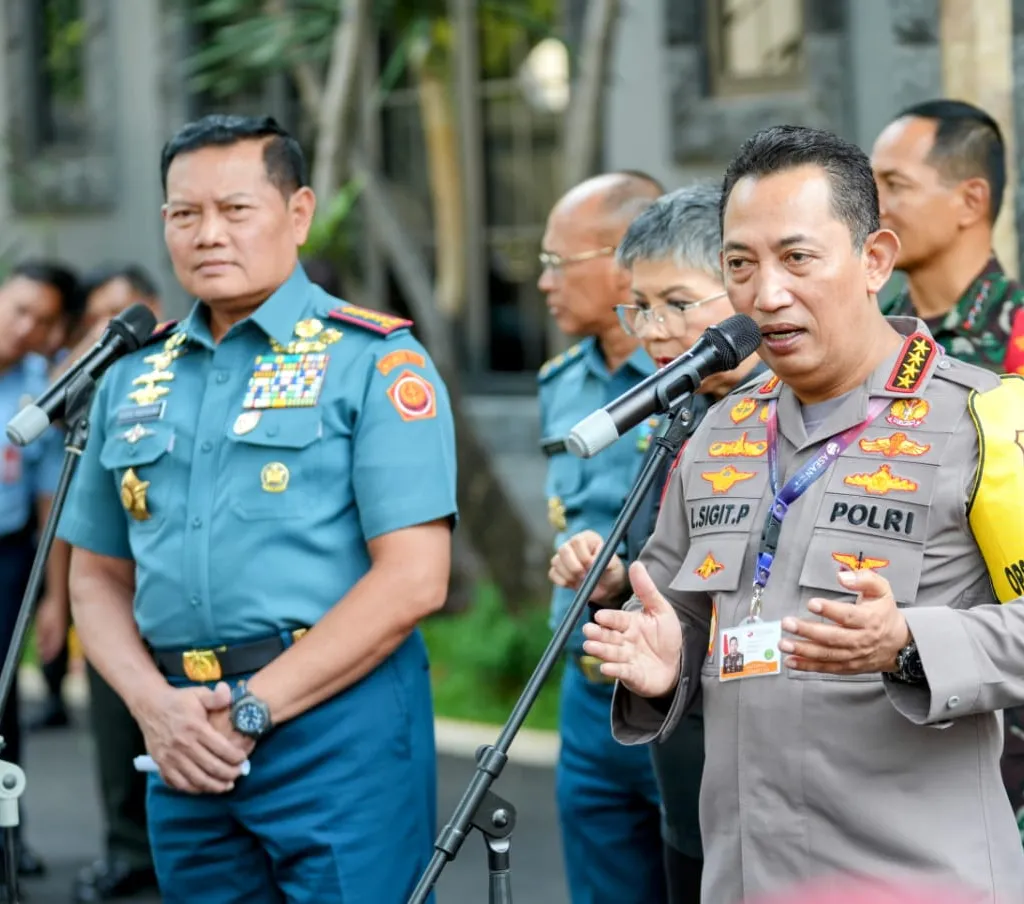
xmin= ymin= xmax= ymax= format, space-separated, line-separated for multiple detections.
xmin=269 ymin=338 xmax=288 ymax=354
xmin=260 ymin=461 xmax=290 ymax=493
xmin=548 ymin=496 xmax=566 ymax=532
xmin=164 ymin=332 xmax=187 ymax=351
xmin=233 ymin=411 xmax=261 ymax=435
xmin=128 ymin=385 xmax=169 ymax=406
xmin=294 ymin=318 xmax=324 ymax=340
xmin=132 ymin=370 xmax=175 ymax=386
xmin=121 ymin=424 xmax=153 ymax=444
xmin=120 ymin=468 xmax=151 ymax=521
xmin=143 ymin=351 xmax=177 ymax=371
xmin=321 ymin=328 xmax=342 ymax=345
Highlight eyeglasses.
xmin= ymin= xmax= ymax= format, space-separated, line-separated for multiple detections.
xmin=538 ymin=247 xmax=616 ymax=271
xmin=615 ymin=291 xmax=728 ymax=337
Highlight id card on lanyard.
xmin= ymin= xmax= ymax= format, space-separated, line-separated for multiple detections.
xmin=718 ymin=397 xmax=889 ymax=683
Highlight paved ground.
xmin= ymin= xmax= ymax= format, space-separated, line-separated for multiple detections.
xmin=16 ymin=694 xmax=568 ymax=904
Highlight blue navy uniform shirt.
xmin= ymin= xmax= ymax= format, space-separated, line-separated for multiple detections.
xmin=539 ymin=338 xmax=655 ymax=650
xmin=58 ymin=265 xmax=457 ymax=649
xmin=0 ymin=354 xmax=63 ymax=535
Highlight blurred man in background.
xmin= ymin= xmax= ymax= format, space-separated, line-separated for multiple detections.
xmin=537 ymin=170 xmax=668 ymax=904
xmin=0 ymin=260 xmax=78 ymax=880
xmin=35 ymin=263 xmax=163 ymax=901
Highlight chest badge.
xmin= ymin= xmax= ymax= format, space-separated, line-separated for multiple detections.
xmin=243 ymin=353 xmax=329 ymax=410
xmin=120 ymin=468 xmax=151 ymax=521
xmin=121 ymin=424 xmax=154 ymax=444
xmin=729 ymin=398 xmax=757 ymax=424
xmin=233 ymin=411 xmax=262 ymax=435
xmin=701 ymin=465 xmax=756 ymax=494
xmin=694 ymin=552 xmax=725 ymax=580
xmin=548 ymin=496 xmax=566 ymax=532
xmin=843 ymin=464 xmax=918 ymax=496
xmin=886 ymin=398 xmax=929 ymax=428
xmin=260 ymin=462 xmax=290 ymax=493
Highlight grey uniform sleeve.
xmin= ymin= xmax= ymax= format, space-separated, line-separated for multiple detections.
xmin=611 ymin=428 xmax=714 ymax=745
xmin=884 ymin=396 xmax=1024 ymax=725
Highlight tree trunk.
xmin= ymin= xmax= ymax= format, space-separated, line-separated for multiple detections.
xmin=355 ymin=160 xmax=544 ymax=610
xmin=561 ymin=0 xmax=620 ymax=190
xmin=311 ymin=0 xmax=373 ymax=202
xmin=414 ymin=63 xmax=466 ymax=317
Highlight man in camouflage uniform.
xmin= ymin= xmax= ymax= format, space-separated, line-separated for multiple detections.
xmin=872 ymin=98 xmax=1024 ymax=840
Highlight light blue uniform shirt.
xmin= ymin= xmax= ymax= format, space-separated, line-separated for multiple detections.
xmin=539 ymin=338 xmax=656 ymax=651
xmin=0 ymin=354 xmax=63 ymax=534
xmin=59 ymin=265 xmax=457 ymax=648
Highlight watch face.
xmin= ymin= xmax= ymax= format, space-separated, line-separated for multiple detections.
xmin=235 ymin=700 xmax=267 ymax=736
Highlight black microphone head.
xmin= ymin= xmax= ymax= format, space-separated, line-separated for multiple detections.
xmin=107 ymin=303 xmax=158 ymax=351
xmin=705 ymin=313 xmax=762 ymax=369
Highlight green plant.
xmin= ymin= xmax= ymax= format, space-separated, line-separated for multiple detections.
xmin=421 ymin=583 xmax=561 ymax=731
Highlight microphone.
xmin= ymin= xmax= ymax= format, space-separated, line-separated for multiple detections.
xmin=6 ymin=303 xmax=158 ymax=447
xmin=566 ymin=313 xmax=763 ymax=458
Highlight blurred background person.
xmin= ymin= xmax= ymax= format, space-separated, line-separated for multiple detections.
xmin=548 ymin=182 xmax=763 ymax=903
xmin=872 ymin=99 xmax=1023 ymax=370
xmin=0 ymin=260 xmax=78 ymax=880
xmin=34 ymin=263 xmax=162 ymax=902
xmin=537 ymin=170 xmax=667 ymax=904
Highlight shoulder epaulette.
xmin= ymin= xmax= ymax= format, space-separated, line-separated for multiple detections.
xmin=538 ymin=342 xmax=585 ymax=382
xmin=140 ymin=320 xmax=180 ymax=347
xmin=930 ymin=353 xmax=1000 ymax=393
xmin=327 ymin=304 xmax=412 ymax=336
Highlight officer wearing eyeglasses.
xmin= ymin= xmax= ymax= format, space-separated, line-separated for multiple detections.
xmin=537 ymin=171 xmax=667 ymax=904
xmin=549 ymin=183 xmax=763 ymax=903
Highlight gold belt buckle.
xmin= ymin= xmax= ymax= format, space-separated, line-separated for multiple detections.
xmin=182 ymin=649 xmax=223 ymax=682
xmin=577 ymin=654 xmax=614 ymax=685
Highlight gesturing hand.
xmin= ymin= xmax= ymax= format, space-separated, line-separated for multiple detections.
xmin=581 ymin=562 xmax=682 ymax=697
xmin=548 ymin=530 xmax=627 ymax=603
xmin=137 ymin=683 xmax=250 ymax=795
xmin=779 ymin=569 xmax=910 ymax=675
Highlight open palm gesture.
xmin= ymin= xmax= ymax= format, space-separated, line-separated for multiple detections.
xmin=581 ymin=562 xmax=682 ymax=697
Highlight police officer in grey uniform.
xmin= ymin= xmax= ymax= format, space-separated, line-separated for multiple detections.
xmin=583 ymin=126 xmax=1024 ymax=903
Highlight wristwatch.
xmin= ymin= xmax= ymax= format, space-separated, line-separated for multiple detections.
xmin=230 ymin=681 xmax=273 ymax=739
xmin=888 ymin=638 xmax=926 ymax=685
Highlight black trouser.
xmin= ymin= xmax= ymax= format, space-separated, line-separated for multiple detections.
xmin=0 ymin=529 xmax=34 ymax=770
xmin=664 ymin=844 xmax=703 ymax=904
xmin=87 ymin=663 xmax=152 ymax=869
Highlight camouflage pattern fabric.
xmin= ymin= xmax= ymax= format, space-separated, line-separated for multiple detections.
xmin=882 ymin=257 xmax=1024 ymax=372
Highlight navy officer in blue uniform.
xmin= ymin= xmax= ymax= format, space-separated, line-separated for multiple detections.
xmin=0 ymin=260 xmax=77 ymax=878
xmin=58 ymin=114 xmax=456 ymax=904
xmin=538 ymin=171 xmax=668 ymax=904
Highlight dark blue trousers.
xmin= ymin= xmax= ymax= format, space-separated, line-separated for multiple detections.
xmin=556 ymin=659 xmax=666 ymax=904
xmin=147 ymin=632 xmax=437 ymax=904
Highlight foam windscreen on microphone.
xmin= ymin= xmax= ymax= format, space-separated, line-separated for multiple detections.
xmin=706 ymin=313 xmax=762 ymax=370
xmin=107 ymin=303 xmax=158 ymax=351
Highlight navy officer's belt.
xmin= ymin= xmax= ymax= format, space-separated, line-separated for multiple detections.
xmin=152 ymin=629 xmax=309 ymax=682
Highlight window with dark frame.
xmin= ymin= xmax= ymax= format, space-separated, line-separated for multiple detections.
xmin=706 ymin=0 xmax=804 ymax=97
xmin=29 ymin=0 xmax=87 ymax=149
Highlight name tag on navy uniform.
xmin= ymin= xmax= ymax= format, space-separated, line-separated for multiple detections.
xmin=116 ymin=402 xmax=166 ymax=425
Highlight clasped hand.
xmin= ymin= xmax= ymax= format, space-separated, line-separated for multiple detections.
xmin=138 ymin=682 xmax=255 ymax=795
xmin=548 ymin=530 xmax=627 ymax=603
xmin=778 ymin=568 xmax=910 ymax=675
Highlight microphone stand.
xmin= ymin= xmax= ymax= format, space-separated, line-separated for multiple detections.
xmin=0 ymin=371 xmax=96 ymax=903
xmin=408 ymin=395 xmax=696 ymax=904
